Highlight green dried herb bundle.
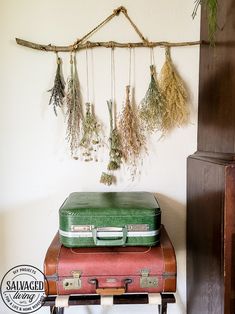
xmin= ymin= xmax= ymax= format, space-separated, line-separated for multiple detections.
xmin=48 ymin=56 xmax=65 ymax=116
xmin=100 ymin=172 xmax=116 ymax=186
xmin=159 ymin=48 xmax=189 ymax=133
xmin=118 ymin=85 xmax=145 ymax=169
xmin=100 ymin=100 xmax=122 ymax=186
xmin=80 ymin=102 xmax=102 ymax=162
xmin=66 ymin=54 xmax=83 ymax=158
xmin=139 ymin=65 xmax=166 ymax=133
xmin=107 ymin=100 xmax=122 ymax=171
xmin=192 ymin=0 xmax=218 ymax=44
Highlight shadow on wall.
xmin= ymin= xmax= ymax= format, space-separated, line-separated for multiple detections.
xmin=0 ymin=195 xmax=61 ymax=280
xmin=155 ymin=193 xmax=186 ymax=314
xmin=155 ymin=193 xmax=185 ymax=251
xmin=0 ymin=213 xmax=6 ymax=273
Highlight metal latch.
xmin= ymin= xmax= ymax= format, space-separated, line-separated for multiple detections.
xmin=71 ymin=225 xmax=93 ymax=232
xmin=63 ymin=270 xmax=82 ymax=290
xmin=127 ymin=224 xmax=149 ymax=231
xmin=140 ymin=269 xmax=158 ymax=288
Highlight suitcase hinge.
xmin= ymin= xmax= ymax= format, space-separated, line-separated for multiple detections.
xmin=63 ymin=270 xmax=82 ymax=290
xmin=140 ymin=269 xmax=158 ymax=288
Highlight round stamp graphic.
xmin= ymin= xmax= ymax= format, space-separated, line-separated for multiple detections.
xmin=0 ymin=265 xmax=48 ymax=313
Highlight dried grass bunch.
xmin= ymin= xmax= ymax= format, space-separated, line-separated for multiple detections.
xmin=139 ymin=65 xmax=166 ymax=133
xmin=100 ymin=100 xmax=122 ymax=186
xmin=48 ymin=56 xmax=65 ymax=116
xmin=159 ymin=48 xmax=189 ymax=133
xmin=66 ymin=54 xmax=83 ymax=159
xmin=80 ymin=102 xmax=102 ymax=162
xmin=118 ymin=85 xmax=145 ymax=174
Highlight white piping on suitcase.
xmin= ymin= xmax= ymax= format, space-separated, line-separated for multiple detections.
xmin=59 ymin=229 xmax=159 ymax=238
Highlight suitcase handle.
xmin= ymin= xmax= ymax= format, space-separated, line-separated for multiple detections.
xmin=88 ymin=278 xmax=132 ymax=295
xmin=92 ymin=226 xmax=128 ymax=246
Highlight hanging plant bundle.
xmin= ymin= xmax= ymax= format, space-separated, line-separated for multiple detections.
xmin=139 ymin=65 xmax=166 ymax=133
xmin=100 ymin=172 xmax=116 ymax=186
xmin=48 ymin=56 xmax=65 ymax=116
xmin=100 ymin=100 xmax=122 ymax=186
xmin=192 ymin=0 xmax=218 ymax=44
xmin=107 ymin=100 xmax=122 ymax=171
xmin=118 ymin=85 xmax=145 ymax=169
xmin=66 ymin=54 xmax=83 ymax=159
xmin=80 ymin=102 xmax=102 ymax=162
xmin=159 ymin=48 xmax=189 ymax=133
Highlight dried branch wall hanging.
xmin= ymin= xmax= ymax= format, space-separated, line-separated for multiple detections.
xmin=16 ymin=5 xmax=203 ymax=185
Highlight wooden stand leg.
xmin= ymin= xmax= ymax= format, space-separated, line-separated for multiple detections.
xmin=158 ymin=303 xmax=167 ymax=314
xmin=50 ymin=307 xmax=64 ymax=314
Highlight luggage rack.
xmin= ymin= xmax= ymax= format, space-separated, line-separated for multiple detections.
xmin=43 ymin=293 xmax=176 ymax=314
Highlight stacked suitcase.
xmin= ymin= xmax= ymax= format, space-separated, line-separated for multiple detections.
xmin=44 ymin=192 xmax=176 ymax=296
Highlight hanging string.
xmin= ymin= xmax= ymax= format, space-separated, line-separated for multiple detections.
xmin=150 ymin=47 xmax=156 ymax=66
xmin=85 ymin=47 xmax=90 ymax=103
xmin=110 ymin=48 xmax=115 ymax=103
xmin=90 ymin=48 xmax=95 ymax=105
xmin=110 ymin=47 xmax=116 ymax=128
xmin=128 ymin=47 xmax=132 ymax=86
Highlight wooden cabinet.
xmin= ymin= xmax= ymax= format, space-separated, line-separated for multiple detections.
xmin=187 ymin=0 xmax=235 ymax=313
xmin=187 ymin=155 xmax=235 ymax=313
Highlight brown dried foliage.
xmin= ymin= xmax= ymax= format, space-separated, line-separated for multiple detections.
xmin=118 ymin=85 xmax=145 ymax=171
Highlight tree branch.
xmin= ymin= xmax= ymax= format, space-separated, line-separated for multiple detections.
xmin=15 ymin=38 xmax=202 ymax=53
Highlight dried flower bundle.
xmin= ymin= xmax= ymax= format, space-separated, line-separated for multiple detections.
xmin=139 ymin=65 xmax=166 ymax=133
xmin=48 ymin=56 xmax=65 ymax=116
xmin=80 ymin=102 xmax=102 ymax=162
xmin=100 ymin=172 xmax=115 ymax=186
xmin=118 ymin=85 xmax=145 ymax=170
xmin=100 ymin=100 xmax=122 ymax=185
xmin=66 ymin=55 xmax=83 ymax=158
xmin=159 ymin=48 xmax=189 ymax=133
xmin=106 ymin=100 xmax=122 ymax=171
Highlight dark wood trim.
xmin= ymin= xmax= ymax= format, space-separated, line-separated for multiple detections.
xmin=43 ymin=293 xmax=175 ymax=307
xmin=191 ymin=151 xmax=235 ymax=162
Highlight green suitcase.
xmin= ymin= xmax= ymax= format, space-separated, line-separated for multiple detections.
xmin=59 ymin=192 xmax=161 ymax=247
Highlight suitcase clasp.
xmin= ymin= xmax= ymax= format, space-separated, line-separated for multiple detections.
xmin=140 ymin=269 xmax=158 ymax=288
xmin=63 ymin=270 xmax=82 ymax=290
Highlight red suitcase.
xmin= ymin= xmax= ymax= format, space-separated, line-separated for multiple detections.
xmin=44 ymin=225 xmax=176 ymax=295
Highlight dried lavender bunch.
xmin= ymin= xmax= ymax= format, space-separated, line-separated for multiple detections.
xmin=80 ymin=102 xmax=102 ymax=162
xmin=159 ymin=48 xmax=189 ymax=133
xmin=66 ymin=55 xmax=83 ymax=158
xmin=48 ymin=56 xmax=65 ymax=116
xmin=139 ymin=65 xmax=166 ymax=133
xmin=118 ymin=86 xmax=145 ymax=173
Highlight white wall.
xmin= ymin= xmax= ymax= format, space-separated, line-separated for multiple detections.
xmin=0 ymin=1 xmax=200 ymax=313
